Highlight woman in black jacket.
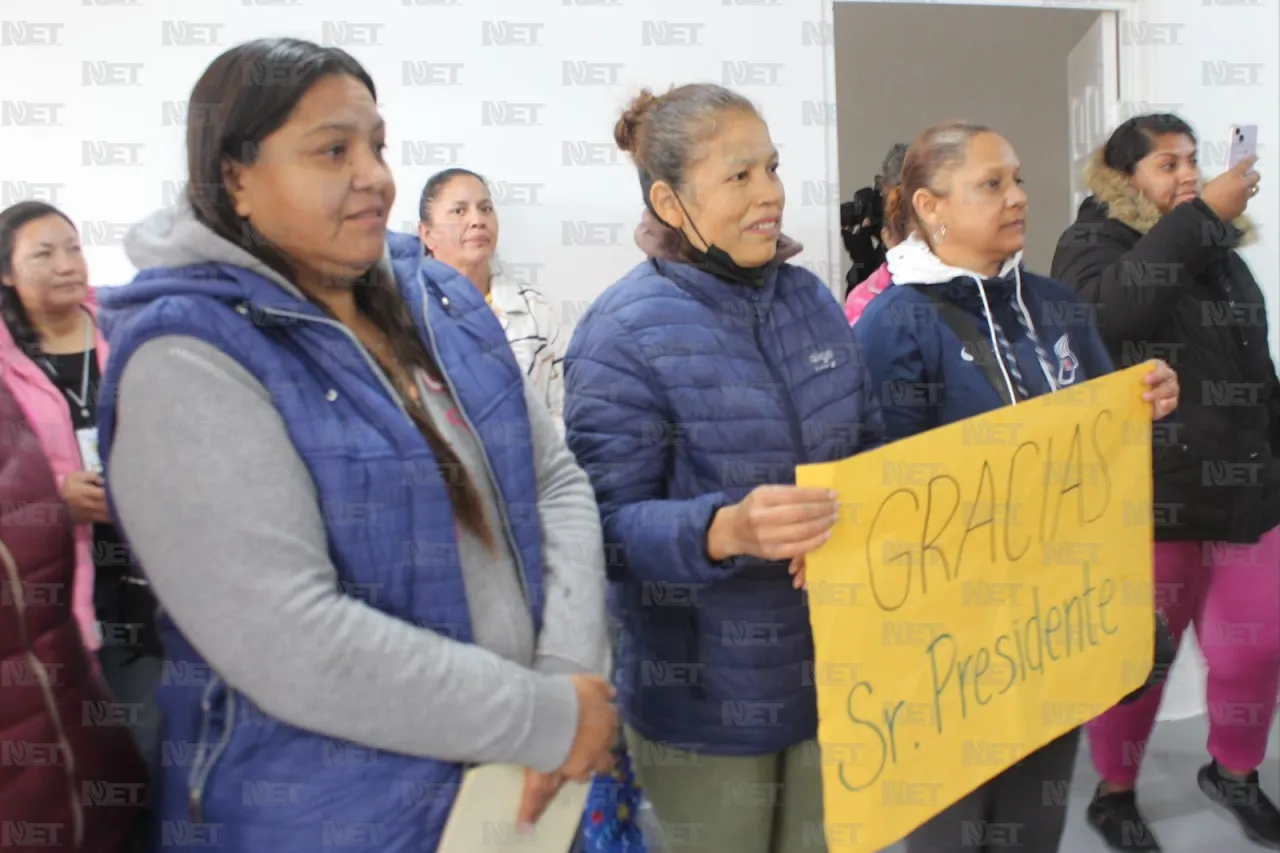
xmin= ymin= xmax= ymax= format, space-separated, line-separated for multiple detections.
xmin=1052 ymin=113 xmax=1280 ymax=852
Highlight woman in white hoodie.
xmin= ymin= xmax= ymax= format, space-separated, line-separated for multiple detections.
xmin=416 ymin=168 xmax=565 ymax=420
xmin=826 ymin=120 xmax=1181 ymax=853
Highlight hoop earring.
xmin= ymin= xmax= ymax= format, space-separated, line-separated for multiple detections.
xmin=934 ymin=223 xmax=947 ymax=243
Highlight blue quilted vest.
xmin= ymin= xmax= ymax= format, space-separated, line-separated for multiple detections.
xmin=95 ymin=249 xmax=546 ymax=852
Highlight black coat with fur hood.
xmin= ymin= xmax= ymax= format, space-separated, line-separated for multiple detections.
xmin=1052 ymin=148 xmax=1280 ymax=544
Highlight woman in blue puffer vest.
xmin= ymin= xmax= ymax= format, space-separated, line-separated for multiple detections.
xmin=562 ymin=83 xmax=885 ymax=853
xmin=94 ymin=38 xmax=618 ymax=852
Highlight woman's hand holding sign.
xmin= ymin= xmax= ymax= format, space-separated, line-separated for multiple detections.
xmin=789 ymin=556 xmax=808 ymax=590
xmin=1141 ymin=359 xmax=1179 ymax=419
xmin=707 ymin=485 xmax=841 ymax=563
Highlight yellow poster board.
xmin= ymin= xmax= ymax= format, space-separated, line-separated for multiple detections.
xmin=796 ymin=364 xmax=1157 ymax=853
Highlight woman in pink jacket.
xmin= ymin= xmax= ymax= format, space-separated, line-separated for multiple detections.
xmin=844 ymin=143 xmax=906 ymax=326
xmin=0 ymin=201 xmax=161 ymax=768
xmin=844 ymin=263 xmax=891 ymax=326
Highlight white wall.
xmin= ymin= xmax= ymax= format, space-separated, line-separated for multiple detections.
xmin=1 ymin=0 xmax=1276 ymax=351
xmin=0 ymin=0 xmax=837 ymax=327
xmin=832 ymin=3 xmax=1098 ymax=274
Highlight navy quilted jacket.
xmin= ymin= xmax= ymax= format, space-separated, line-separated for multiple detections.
xmin=564 ymin=246 xmax=884 ymax=755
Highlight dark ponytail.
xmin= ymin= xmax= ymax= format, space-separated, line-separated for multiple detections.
xmin=418 ymin=169 xmax=486 ymax=234
xmin=353 ymin=277 xmax=496 ymax=551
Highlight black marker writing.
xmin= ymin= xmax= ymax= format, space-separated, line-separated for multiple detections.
xmin=863 ymin=410 xmax=1114 ymax=613
xmin=841 ymin=564 xmax=1123 ymax=789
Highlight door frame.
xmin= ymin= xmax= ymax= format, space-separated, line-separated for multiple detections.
xmin=819 ymin=0 xmax=1143 ymax=288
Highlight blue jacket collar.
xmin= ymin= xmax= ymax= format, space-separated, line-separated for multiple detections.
xmin=653 ymin=257 xmax=782 ymax=309
xmin=100 ymin=230 xmax=454 ymax=338
xmin=386 ymin=230 xmax=424 ymax=263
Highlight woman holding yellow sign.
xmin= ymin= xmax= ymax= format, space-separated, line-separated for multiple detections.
xmin=841 ymin=121 xmax=1181 ymax=852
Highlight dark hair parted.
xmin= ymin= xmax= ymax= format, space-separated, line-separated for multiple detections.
xmin=1102 ymin=113 xmax=1197 ymax=175
xmin=418 ymin=167 xmax=487 ymax=226
xmin=185 ymin=38 xmax=493 ymax=547
xmin=184 ymin=38 xmax=374 ymax=278
xmin=614 ymin=84 xmax=759 ymax=204
xmin=0 ymin=201 xmax=78 ymax=365
xmin=882 ymin=121 xmax=992 ymax=247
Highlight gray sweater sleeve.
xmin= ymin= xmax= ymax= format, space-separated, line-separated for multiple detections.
xmin=106 ymin=335 xmax=580 ymax=773
xmin=522 ymin=376 xmax=609 ymax=677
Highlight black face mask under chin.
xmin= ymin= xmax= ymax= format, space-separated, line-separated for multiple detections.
xmin=647 ymin=191 xmax=774 ymax=288
xmin=686 ymin=242 xmax=772 ymax=288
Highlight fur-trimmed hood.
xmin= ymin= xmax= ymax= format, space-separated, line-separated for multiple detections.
xmin=1081 ymin=146 xmax=1256 ymax=245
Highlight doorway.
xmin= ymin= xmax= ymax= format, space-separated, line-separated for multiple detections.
xmin=828 ymin=0 xmax=1212 ymax=732
xmin=831 ymin=2 xmax=1107 ymax=278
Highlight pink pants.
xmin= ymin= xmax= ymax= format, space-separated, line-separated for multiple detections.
xmin=1088 ymin=524 xmax=1280 ymax=786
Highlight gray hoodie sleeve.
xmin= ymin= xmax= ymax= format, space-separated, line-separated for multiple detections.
xmin=106 ymin=335 xmax=580 ymax=773
xmin=523 ymin=375 xmax=608 ymax=677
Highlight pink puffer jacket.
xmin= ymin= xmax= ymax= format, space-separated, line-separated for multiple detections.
xmin=0 ymin=290 xmax=107 ymax=652
xmin=844 ymin=262 xmax=891 ymax=326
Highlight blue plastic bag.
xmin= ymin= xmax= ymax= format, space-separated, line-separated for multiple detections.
xmin=574 ymin=741 xmax=649 ymax=852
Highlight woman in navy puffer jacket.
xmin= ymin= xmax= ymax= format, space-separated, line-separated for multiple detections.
xmin=563 ymin=83 xmax=884 ymax=853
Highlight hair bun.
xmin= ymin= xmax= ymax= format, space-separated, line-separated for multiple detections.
xmin=614 ymin=89 xmax=658 ymax=154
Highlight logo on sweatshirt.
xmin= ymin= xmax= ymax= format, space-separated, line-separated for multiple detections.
xmin=1054 ymin=334 xmax=1079 ymax=386
xmin=810 ymin=348 xmax=837 ymax=372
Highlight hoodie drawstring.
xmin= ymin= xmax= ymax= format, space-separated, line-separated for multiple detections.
xmin=1011 ymin=267 xmax=1060 ymax=393
xmin=972 ymin=278 xmax=1024 ymax=404
xmin=971 ymin=266 xmax=1061 ymax=405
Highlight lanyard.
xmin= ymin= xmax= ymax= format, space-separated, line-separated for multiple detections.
xmin=42 ymin=312 xmax=93 ymax=419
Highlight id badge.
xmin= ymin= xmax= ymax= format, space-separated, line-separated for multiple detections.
xmin=76 ymin=427 xmax=102 ymax=474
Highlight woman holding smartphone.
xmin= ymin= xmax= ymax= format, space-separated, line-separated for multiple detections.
xmin=1052 ymin=113 xmax=1280 ymax=852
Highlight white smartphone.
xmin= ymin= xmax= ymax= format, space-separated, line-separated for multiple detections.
xmin=1228 ymin=124 xmax=1258 ymax=170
